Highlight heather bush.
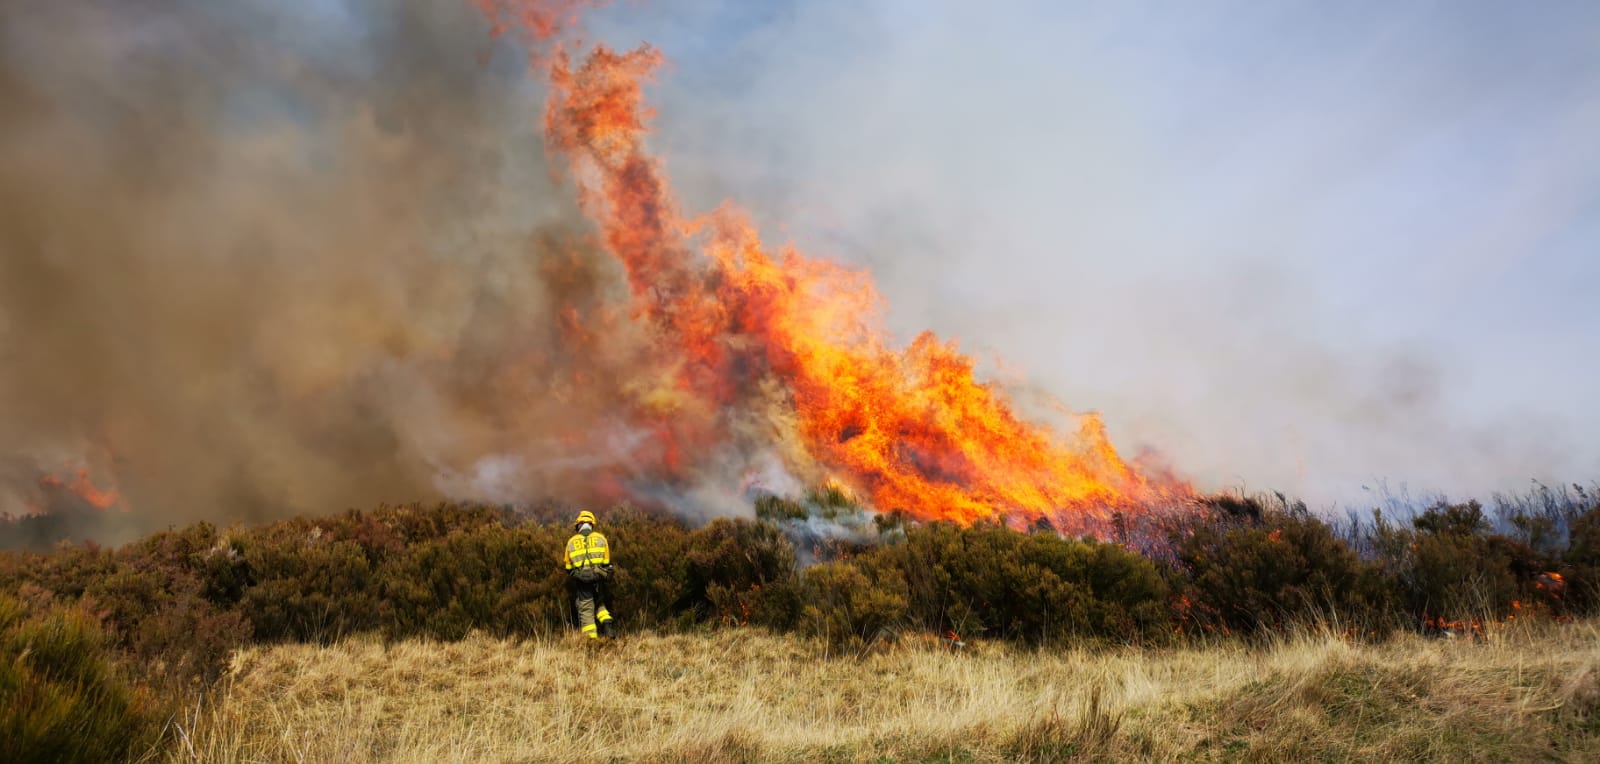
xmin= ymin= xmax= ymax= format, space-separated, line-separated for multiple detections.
xmin=0 ymin=525 xmax=248 ymax=686
xmin=599 ymin=507 xmax=695 ymax=630
xmin=1357 ymin=499 xmax=1576 ymax=633
xmin=798 ymin=560 xmax=908 ymax=651
xmin=358 ymin=503 xmax=512 ymax=548
xmin=680 ymin=519 xmax=800 ymax=627
xmin=1171 ymin=500 xmax=1384 ymax=637
xmin=6 ymin=481 xmax=1600 ymax=729
xmin=86 ymin=524 xmax=250 ymax=685
xmin=0 ymin=541 xmax=119 ymax=606
xmin=239 ymin=532 xmax=381 ymax=643
xmin=862 ymin=522 xmax=1171 ymax=645
xmin=376 ymin=523 xmax=565 ymax=640
xmin=1565 ymin=503 xmax=1600 ymax=613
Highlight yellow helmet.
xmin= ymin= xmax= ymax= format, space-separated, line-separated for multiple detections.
xmin=574 ymin=510 xmax=597 ymax=528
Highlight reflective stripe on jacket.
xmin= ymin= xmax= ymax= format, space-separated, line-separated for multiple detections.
xmin=565 ymin=532 xmax=611 ymax=569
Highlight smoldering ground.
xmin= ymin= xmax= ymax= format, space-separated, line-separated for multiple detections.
xmin=0 ymin=0 xmax=688 ymax=545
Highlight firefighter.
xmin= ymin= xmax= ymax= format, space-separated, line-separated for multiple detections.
xmin=564 ymin=510 xmax=615 ymax=639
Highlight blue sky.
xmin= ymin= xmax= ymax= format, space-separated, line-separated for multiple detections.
xmin=571 ymin=1 xmax=1600 ymax=505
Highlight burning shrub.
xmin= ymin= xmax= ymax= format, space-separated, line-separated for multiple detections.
xmin=754 ymin=494 xmax=809 ymax=522
xmin=1369 ymin=500 xmax=1560 ymax=631
xmin=1563 ymin=503 xmax=1600 ymax=613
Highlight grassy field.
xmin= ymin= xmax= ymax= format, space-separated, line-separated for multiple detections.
xmin=162 ymin=622 xmax=1600 ymax=763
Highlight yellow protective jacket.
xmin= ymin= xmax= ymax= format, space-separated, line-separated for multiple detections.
xmin=565 ymin=531 xmax=611 ymax=571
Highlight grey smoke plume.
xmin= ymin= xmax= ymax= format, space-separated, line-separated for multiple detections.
xmin=7 ymin=1 xmax=1594 ymax=547
xmin=0 ymin=0 xmax=671 ymax=544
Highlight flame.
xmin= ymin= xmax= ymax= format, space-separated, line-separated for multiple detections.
xmin=479 ymin=5 xmax=1195 ymax=533
xmin=37 ymin=467 xmax=121 ymax=511
xmin=1424 ymin=614 xmax=1484 ymax=639
xmin=1536 ymin=571 xmax=1566 ymax=598
xmin=474 ymin=0 xmax=599 ymax=44
xmin=1420 ymin=571 xmax=1573 ymax=634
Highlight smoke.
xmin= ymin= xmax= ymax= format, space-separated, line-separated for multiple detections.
xmin=578 ymin=1 xmax=1600 ymax=507
xmin=0 ymin=0 xmax=667 ymax=543
xmin=6 ymin=1 xmax=1593 ymax=546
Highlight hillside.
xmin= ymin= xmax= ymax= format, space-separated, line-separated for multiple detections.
xmin=166 ymin=623 xmax=1600 ymax=763
xmin=6 ymin=491 xmax=1600 ymax=761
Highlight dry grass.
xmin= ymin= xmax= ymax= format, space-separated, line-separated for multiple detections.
xmin=162 ymin=621 xmax=1600 ymax=763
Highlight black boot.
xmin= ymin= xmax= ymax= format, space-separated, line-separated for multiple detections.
xmin=600 ymin=620 xmax=616 ymax=638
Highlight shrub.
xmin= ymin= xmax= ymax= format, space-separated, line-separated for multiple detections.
xmin=1564 ymin=503 xmax=1600 ymax=614
xmin=1370 ymin=500 xmax=1560 ymax=629
xmin=798 ymin=560 xmax=908 ymax=651
xmin=377 ymin=523 xmax=566 ymax=640
xmin=5 ymin=483 xmax=1598 ymax=680
xmin=0 ymin=596 xmax=166 ymax=763
xmin=238 ymin=529 xmax=382 ymax=643
xmin=754 ymin=494 xmax=808 ymax=522
xmin=1172 ymin=506 xmax=1380 ymax=637
xmin=84 ymin=524 xmax=251 ymax=686
xmin=680 ymin=519 xmax=800 ymax=627
xmin=599 ymin=507 xmax=694 ymax=630
xmin=869 ymin=522 xmax=1171 ymax=645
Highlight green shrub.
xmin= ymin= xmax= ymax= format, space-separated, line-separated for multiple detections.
xmin=240 ymin=533 xmax=378 ymax=643
xmin=798 ymin=560 xmax=908 ymax=651
xmin=5 ymin=484 xmax=1598 ymax=672
xmin=0 ymin=596 xmax=166 ymax=763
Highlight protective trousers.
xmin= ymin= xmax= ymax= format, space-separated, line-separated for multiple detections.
xmin=574 ymin=581 xmax=613 ymax=639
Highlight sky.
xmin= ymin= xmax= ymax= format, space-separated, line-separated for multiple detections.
xmin=572 ymin=0 xmax=1600 ymax=506
xmin=1 ymin=0 xmax=1596 ymax=538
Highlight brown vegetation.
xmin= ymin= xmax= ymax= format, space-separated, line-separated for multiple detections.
xmin=166 ymin=621 xmax=1600 ymax=762
xmin=4 ymin=484 xmax=1600 ymax=759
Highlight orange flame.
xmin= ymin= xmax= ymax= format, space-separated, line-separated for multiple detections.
xmin=474 ymin=0 xmax=600 ymax=44
xmin=1536 ymin=571 xmax=1566 ymax=599
xmin=38 ymin=467 xmax=121 ymax=511
xmin=482 ymin=7 xmax=1195 ymax=533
